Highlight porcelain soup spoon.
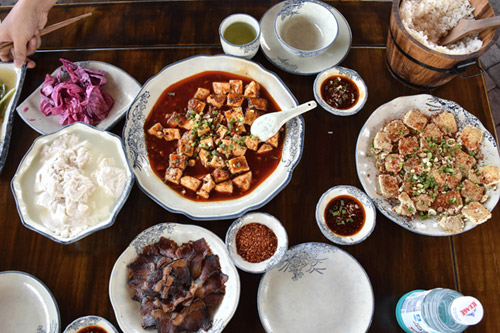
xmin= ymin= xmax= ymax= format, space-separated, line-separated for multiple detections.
xmin=250 ymin=100 xmax=317 ymax=141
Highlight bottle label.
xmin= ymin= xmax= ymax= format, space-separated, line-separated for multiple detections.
xmin=399 ymin=290 xmax=440 ymax=333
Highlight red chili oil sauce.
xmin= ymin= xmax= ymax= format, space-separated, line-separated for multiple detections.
xmin=144 ymin=71 xmax=284 ymax=201
xmin=320 ymin=75 xmax=359 ymax=110
xmin=324 ymin=195 xmax=365 ymax=236
xmin=77 ymin=326 xmax=107 ymax=333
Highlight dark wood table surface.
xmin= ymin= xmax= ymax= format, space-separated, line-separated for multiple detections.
xmin=1 ymin=1 xmax=499 ymax=332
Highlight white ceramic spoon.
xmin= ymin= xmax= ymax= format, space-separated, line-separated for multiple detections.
xmin=250 ymin=100 xmax=317 ymax=141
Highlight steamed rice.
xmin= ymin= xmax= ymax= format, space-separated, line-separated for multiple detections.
xmin=400 ymin=0 xmax=483 ymax=55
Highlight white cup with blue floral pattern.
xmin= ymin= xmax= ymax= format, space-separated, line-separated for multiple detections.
xmin=219 ymin=13 xmax=261 ymax=59
xmin=274 ymin=0 xmax=338 ymax=58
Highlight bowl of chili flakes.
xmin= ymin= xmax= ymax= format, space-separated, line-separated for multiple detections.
xmin=225 ymin=212 xmax=288 ymax=274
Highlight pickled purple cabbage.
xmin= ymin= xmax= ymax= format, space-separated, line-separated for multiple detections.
xmin=40 ymin=59 xmax=114 ymax=125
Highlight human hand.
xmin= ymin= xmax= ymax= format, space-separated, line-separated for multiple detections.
xmin=0 ymin=0 xmax=56 ymax=68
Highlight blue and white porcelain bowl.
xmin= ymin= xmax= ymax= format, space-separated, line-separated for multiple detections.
xmin=226 ymin=212 xmax=288 ymax=274
xmin=314 ymin=65 xmax=368 ymax=116
xmin=219 ymin=13 xmax=261 ymax=59
xmin=315 ymin=185 xmax=376 ymax=245
xmin=11 ymin=122 xmax=134 ymax=244
xmin=274 ymin=0 xmax=338 ymax=58
xmin=64 ymin=315 xmax=118 ymax=333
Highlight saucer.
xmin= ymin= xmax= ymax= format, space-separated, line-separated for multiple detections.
xmin=260 ymin=1 xmax=352 ymax=75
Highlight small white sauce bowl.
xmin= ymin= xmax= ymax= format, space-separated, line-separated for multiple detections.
xmin=225 ymin=212 xmax=288 ymax=274
xmin=64 ymin=315 xmax=118 ymax=333
xmin=316 ymin=185 xmax=376 ymax=245
xmin=274 ymin=0 xmax=338 ymax=58
xmin=314 ymin=66 xmax=368 ymax=116
xmin=219 ymin=13 xmax=261 ymax=59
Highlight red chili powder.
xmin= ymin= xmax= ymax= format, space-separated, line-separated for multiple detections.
xmin=235 ymin=223 xmax=278 ymax=263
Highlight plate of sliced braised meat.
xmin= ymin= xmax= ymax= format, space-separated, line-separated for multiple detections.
xmin=109 ymin=223 xmax=240 ymax=333
xmin=123 ymin=54 xmax=304 ymax=220
xmin=356 ymin=94 xmax=500 ymax=236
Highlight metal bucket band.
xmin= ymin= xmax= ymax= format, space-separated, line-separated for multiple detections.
xmin=389 ymin=27 xmax=482 ymax=77
xmin=385 ymin=55 xmax=443 ymax=91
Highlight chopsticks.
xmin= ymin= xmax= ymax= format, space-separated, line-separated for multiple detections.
xmin=0 ymin=12 xmax=92 ymax=52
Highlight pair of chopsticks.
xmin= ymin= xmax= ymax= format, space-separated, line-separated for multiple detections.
xmin=0 ymin=12 xmax=92 ymax=52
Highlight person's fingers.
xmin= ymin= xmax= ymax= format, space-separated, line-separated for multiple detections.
xmin=0 ymin=47 xmax=14 ymax=63
xmin=11 ymin=37 xmax=27 ymax=68
xmin=26 ymin=57 xmax=36 ymax=69
xmin=26 ymin=36 xmax=40 ymax=56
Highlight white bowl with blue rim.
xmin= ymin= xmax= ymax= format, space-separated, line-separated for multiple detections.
xmin=64 ymin=315 xmax=118 ymax=333
xmin=0 ymin=271 xmax=60 ymax=333
xmin=0 ymin=62 xmax=26 ymax=174
xmin=314 ymin=65 xmax=368 ymax=116
xmin=219 ymin=13 xmax=261 ymax=59
xmin=225 ymin=212 xmax=288 ymax=274
xmin=122 ymin=54 xmax=304 ymax=221
xmin=315 ymin=185 xmax=376 ymax=245
xmin=11 ymin=122 xmax=134 ymax=244
xmin=274 ymin=0 xmax=338 ymax=58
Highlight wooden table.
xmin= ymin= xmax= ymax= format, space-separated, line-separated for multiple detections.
xmin=1 ymin=1 xmax=499 ymax=332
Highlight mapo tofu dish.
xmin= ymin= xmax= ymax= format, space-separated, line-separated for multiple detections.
xmin=371 ymin=109 xmax=500 ymax=233
xmin=144 ymin=71 xmax=284 ymax=201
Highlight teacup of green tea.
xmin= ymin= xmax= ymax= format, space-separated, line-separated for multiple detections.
xmin=219 ymin=14 xmax=261 ymax=59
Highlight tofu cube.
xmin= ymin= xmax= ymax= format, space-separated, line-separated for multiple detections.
xmin=225 ymin=108 xmax=246 ymax=134
xmin=169 ymin=153 xmax=188 ymax=170
xmin=148 ymin=123 xmax=164 ymax=138
xmin=257 ymin=143 xmax=273 ymax=154
xmin=247 ymin=97 xmax=268 ymax=111
xmin=462 ymin=202 xmax=492 ymax=225
xmin=378 ymin=174 xmax=399 ymax=198
xmin=457 ymin=125 xmax=483 ymax=151
xmin=432 ymin=111 xmax=457 ymax=135
xmin=193 ymin=87 xmax=210 ymax=100
xmin=207 ymin=94 xmax=226 ymax=108
xmin=228 ymin=156 xmax=250 ymax=174
xmin=403 ymin=109 xmax=428 ymax=131
xmin=266 ymin=132 xmax=279 ymax=148
xmin=373 ymin=131 xmax=393 ymax=152
xmin=163 ymin=128 xmax=181 ymax=141
xmin=383 ymin=119 xmax=409 ymax=142
xmin=398 ymin=136 xmax=419 ymax=155
xmin=213 ymin=82 xmax=230 ymax=95
xmin=244 ymin=108 xmax=262 ymax=126
xmin=215 ymin=180 xmax=233 ymax=194
xmin=244 ymin=81 xmax=260 ymax=97
xmin=196 ymin=174 xmax=216 ymax=199
xmin=188 ymin=98 xmax=206 ymax=113
xmin=212 ymin=168 xmax=231 ymax=183
xmin=232 ymin=171 xmax=252 ymax=192
xmin=229 ymin=80 xmax=243 ymax=94
xmin=180 ymin=176 xmax=202 ymax=192
xmin=165 ymin=167 xmax=183 ymax=184
xmin=245 ymin=135 xmax=260 ymax=151
xmin=227 ymin=93 xmax=245 ymax=107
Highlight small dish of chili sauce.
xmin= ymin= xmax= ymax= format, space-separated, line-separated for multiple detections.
xmin=316 ymin=185 xmax=376 ymax=245
xmin=313 ymin=66 xmax=368 ymax=116
xmin=225 ymin=212 xmax=288 ymax=274
xmin=321 ymin=75 xmax=359 ymax=110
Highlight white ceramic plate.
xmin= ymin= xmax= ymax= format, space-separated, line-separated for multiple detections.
xmin=109 ymin=223 xmax=240 ymax=333
xmin=0 ymin=62 xmax=26 ymax=173
xmin=17 ymin=60 xmax=141 ymax=134
xmin=0 ymin=271 xmax=60 ymax=333
xmin=356 ymin=94 xmax=500 ymax=236
xmin=123 ymin=54 xmax=304 ymax=220
xmin=64 ymin=315 xmax=118 ymax=333
xmin=260 ymin=1 xmax=352 ymax=75
xmin=258 ymin=242 xmax=374 ymax=332
xmin=11 ymin=122 xmax=134 ymax=244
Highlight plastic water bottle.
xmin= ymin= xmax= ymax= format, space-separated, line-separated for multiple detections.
xmin=395 ymin=288 xmax=484 ymax=333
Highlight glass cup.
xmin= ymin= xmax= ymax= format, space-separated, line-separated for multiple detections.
xmin=219 ymin=13 xmax=261 ymax=59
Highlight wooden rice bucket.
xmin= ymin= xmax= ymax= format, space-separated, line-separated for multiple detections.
xmin=386 ymin=0 xmax=499 ymax=90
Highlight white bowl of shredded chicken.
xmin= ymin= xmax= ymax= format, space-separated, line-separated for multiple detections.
xmin=11 ymin=122 xmax=134 ymax=244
